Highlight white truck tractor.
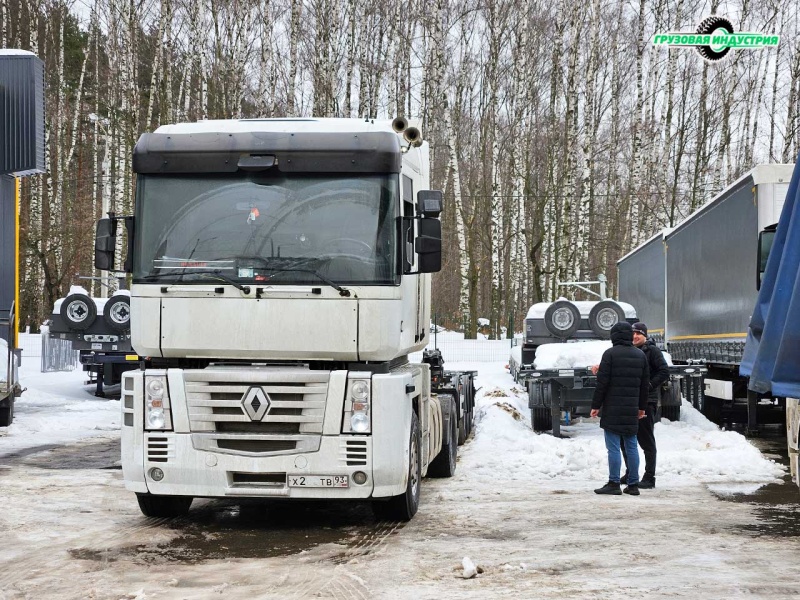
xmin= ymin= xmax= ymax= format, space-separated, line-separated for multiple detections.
xmin=95 ymin=118 xmax=476 ymax=521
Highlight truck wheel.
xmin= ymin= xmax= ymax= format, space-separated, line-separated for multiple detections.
xmin=588 ymin=301 xmax=625 ymax=339
xmin=457 ymin=397 xmax=467 ymax=445
xmin=136 ymin=493 xmax=193 ymax=518
xmin=544 ymin=301 xmax=581 ymax=339
xmin=372 ymin=412 xmax=421 ymax=521
xmin=531 ymin=407 xmax=552 ymax=432
xmin=60 ymin=293 xmax=97 ymax=330
xmin=103 ymin=294 xmax=131 ymax=332
xmin=429 ymin=398 xmax=458 ymax=477
xmin=661 ymin=404 xmax=681 ymax=422
xmin=0 ymin=402 xmax=13 ymax=427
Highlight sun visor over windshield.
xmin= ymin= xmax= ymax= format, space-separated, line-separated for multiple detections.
xmin=132 ymin=131 xmax=402 ymax=174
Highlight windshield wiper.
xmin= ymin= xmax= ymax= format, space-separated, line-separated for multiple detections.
xmin=263 ymin=266 xmax=352 ymax=296
xmin=140 ymin=271 xmax=251 ymax=294
xmin=226 ymin=255 xmax=352 ymax=296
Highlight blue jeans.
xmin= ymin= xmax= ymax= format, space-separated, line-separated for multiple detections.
xmin=604 ymin=430 xmax=639 ymax=485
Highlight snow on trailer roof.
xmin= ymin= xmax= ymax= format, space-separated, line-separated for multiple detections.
xmin=525 ymin=299 xmax=636 ymax=320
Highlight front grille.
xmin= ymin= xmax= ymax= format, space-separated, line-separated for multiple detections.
xmin=184 ymin=368 xmax=329 ymax=456
xmin=147 ymin=436 xmax=173 ymax=463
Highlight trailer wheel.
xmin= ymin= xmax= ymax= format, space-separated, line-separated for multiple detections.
xmin=464 ymin=378 xmax=475 ymax=438
xmin=429 ymin=398 xmax=458 ymax=478
xmin=544 ymin=301 xmax=581 ymax=339
xmin=531 ymin=407 xmax=552 ymax=432
xmin=103 ymin=294 xmax=131 ymax=332
xmin=588 ymin=301 xmax=625 ymax=339
xmin=60 ymin=293 xmax=97 ymax=330
xmin=0 ymin=402 xmax=13 ymax=427
xmin=373 ymin=412 xmax=421 ymax=521
xmin=136 ymin=493 xmax=193 ymax=518
xmin=661 ymin=383 xmax=682 ymax=422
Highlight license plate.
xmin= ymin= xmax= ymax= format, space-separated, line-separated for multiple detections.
xmin=288 ymin=475 xmax=349 ymax=488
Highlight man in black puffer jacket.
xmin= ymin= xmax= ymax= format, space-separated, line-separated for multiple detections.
xmin=621 ymin=322 xmax=669 ymax=489
xmin=590 ymin=322 xmax=649 ymax=496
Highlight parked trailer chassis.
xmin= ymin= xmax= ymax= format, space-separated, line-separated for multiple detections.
xmin=517 ymin=365 xmax=707 ymax=437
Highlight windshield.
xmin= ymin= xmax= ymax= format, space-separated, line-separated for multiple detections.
xmin=133 ymin=173 xmax=399 ymax=285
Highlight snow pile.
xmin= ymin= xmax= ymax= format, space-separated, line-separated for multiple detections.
xmin=458 ymin=362 xmax=784 ymax=488
xmin=532 ymin=340 xmax=674 ymax=369
xmin=533 ymin=340 xmax=611 ymax=369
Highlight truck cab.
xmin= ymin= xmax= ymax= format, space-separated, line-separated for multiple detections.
xmin=96 ymin=118 xmax=471 ymax=520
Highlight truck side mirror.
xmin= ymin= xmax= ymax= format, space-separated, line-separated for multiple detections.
xmin=414 ymin=218 xmax=442 ymax=273
xmin=757 ymin=225 xmax=777 ymax=291
xmin=94 ymin=218 xmax=116 ymax=270
xmin=417 ymin=190 xmax=443 ymax=218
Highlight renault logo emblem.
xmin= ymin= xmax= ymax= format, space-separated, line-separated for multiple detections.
xmin=241 ymin=386 xmax=271 ymax=420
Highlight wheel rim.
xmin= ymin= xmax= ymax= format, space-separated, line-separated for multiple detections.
xmin=552 ymin=307 xmax=575 ymax=330
xmin=410 ymin=431 xmax=420 ymax=496
xmin=67 ymin=301 xmax=90 ymax=322
xmin=596 ymin=308 xmax=619 ymax=330
xmin=110 ymin=301 xmax=130 ymax=325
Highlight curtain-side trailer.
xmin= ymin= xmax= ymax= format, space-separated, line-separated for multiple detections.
xmin=618 ymin=164 xmax=793 ymax=431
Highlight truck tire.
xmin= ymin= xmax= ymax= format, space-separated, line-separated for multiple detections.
xmin=544 ymin=300 xmax=581 ymax=339
xmin=531 ymin=406 xmax=552 ymax=432
xmin=463 ymin=378 xmax=475 ymax=438
xmin=103 ymin=294 xmax=131 ymax=332
xmin=136 ymin=493 xmax=193 ymax=518
xmin=588 ymin=301 xmax=625 ymax=339
xmin=429 ymin=398 xmax=458 ymax=478
xmin=0 ymin=402 xmax=13 ymax=427
xmin=60 ymin=293 xmax=97 ymax=330
xmin=372 ymin=412 xmax=421 ymax=521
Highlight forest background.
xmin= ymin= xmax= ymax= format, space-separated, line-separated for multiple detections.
xmin=2 ymin=0 xmax=799 ymax=338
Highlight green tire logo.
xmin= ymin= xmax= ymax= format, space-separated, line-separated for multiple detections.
xmin=653 ymin=16 xmax=780 ymax=63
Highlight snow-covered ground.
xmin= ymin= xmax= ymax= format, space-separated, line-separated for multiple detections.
xmin=0 ymin=339 xmax=797 ymax=599
xmin=0 ymin=353 xmax=120 ymax=455
xmin=461 ymin=362 xmax=783 ymax=491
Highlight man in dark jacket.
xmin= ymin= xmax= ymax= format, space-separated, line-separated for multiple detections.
xmin=621 ymin=322 xmax=670 ymax=489
xmin=590 ymin=322 xmax=649 ymax=496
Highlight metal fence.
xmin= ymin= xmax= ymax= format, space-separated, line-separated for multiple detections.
xmin=18 ymin=330 xmax=79 ymax=372
xmin=410 ymin=335 xmax=517 ymax=363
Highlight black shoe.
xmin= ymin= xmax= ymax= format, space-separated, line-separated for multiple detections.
xmin=620 ymin=473 xmax=628 ymax=485
xmin=594 ymin=482 xmax=622 ymax=495
xmin=639 ymin=476 xmax=656 ymax=489
xmin=623 ymin=485 xmax=640 ymax=496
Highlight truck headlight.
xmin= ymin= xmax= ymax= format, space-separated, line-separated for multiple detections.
xmin=343 ymin=377 xmax=371 ymax=434
xmin=145 ymin=375 xmax=172 ymax=431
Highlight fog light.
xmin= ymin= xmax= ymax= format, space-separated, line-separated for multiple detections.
xmin=147 ymin=408 xmax=165 ymax=428
xmin=353 ymin=471 xmax=367 ymax=485
xmin=350 ymin=412 xmax=370 ymax=433
xmin=149 ymin=467 xmax=164 ymax=481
